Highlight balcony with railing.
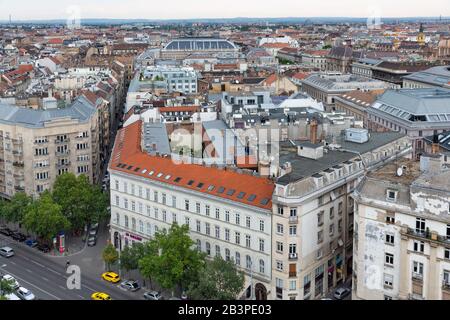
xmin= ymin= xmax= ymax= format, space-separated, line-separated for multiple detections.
xmin=412 ymin=272 xmax=423 ymax=282
xmin=405 ymin=227 xmax=450 ymax=246
xmin=442 ymin=280 xmax=450 ymax=291
xmin=55 ymin=150 xmax=70 ymax=157
xmin=13 ymin=161 xmax=24 ymax=167
xmin=289 ymin=216 xmax=298 ymax=224
xmin=56 ymin=162 xmax=71 ymax=169
xmin=14 ymin=185 xmax=25 ymax=192
xmin=55 ymin=138 xmax=70 ymax=144
xmin=288 ymin=253 xmax=298 ymax=261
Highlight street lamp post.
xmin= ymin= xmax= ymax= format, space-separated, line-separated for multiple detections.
xmin=249 ymin=260 xmax=254 ymax=300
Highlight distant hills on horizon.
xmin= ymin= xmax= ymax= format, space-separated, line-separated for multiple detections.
xmin=0 ymin=16 xmax=449 ymax=25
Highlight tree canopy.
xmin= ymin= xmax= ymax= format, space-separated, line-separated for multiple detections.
xmin=138 ymin=224 xmax=205 ymax=292
xmin=52 ymin=173 xmax=109 ymax=232
xmin=102 ymin=243 xmax=119 ymax=271
xmin=187 ymin=256 xmax=245 ymax=300
xmin=22 ymin=192 xmax=70 ymax=243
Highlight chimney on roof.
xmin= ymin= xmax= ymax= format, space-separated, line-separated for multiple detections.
xmin=310 ymin=119 xmax=318 ymax=144
xmin=432 ymin=134 xmax=440 ymax=154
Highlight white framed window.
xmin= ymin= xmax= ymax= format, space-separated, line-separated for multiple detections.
xmin=259 ymin=239 xmax=265 ymax=252
xmin=385 ymin=253 xmax=394 ymax=265
xmin=276 ymin=241 xmax=283 ymax=253
xmin=385 ymin=233 xmax=395 ymax=245
xmin=384 ymin=273 xmax=393 ymax=288
xmin=277 ymin=223 xmax=284 ymax=235
xmin=289 ymin=225 xmax=297 ymax=236
xmin=260 ymin=220 xmax=265 ymax=232
xmin=276 ymin=260 xmax=283 ymax=271
xmin=259 ymin=259 xmax=265 ymax=274
xmin=386 ymin=190 xmax=397 ymax=202
xmin=413 ymin=240 xmax=425 ymax=253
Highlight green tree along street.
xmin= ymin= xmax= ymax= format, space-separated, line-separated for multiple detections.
xmin=0 ymin=279 xmax=15 ymax=300
xmin=52 ymin=173 xmax=109 ymax=233
xmin=138 ymin=224 xmax=205 ymax=294
xmin=120 ymin=242 xmax=146 ymax=276
xmin=23 ymin=192 xmax=71 ymax=244
xmin=0 ymin=192 xmax=33 ymax=224
xmin=103 ymin=243 xmax=119 ymax=270
xmin=187 ymin=256 xmax=245 ymax=300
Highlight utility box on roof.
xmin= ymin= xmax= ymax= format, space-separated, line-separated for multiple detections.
xmin=344 ymin=128 xmax=369 ymax=144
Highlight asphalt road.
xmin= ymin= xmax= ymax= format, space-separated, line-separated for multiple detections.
xmin=0 ymin=235 xmax=144 ymax=300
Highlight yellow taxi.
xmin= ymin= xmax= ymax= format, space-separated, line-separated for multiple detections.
xmin=102 ymin=271 xmax=120 ymax=283
xmin=91 ymin=292 xmax=112 ymax=300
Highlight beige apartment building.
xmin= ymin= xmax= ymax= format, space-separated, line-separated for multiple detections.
xmin=271 ymin=129 xmax=412 ymax=300
xmin=0 ymin=95 xmax=100 ymax=199
xmin=352 ymin=153 xmax=450 ymax=300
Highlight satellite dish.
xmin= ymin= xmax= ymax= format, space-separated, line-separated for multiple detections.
xmin=396 ymin=167 xmax=403 ymax=177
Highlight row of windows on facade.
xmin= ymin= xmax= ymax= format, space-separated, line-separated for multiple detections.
xmin=113 ymin=184 xmax=266 ymax=232
xmin=34 ymin=132 xmax=89 ymax=144
xmin=33 ymin=155 xmax=90 ymax=168
xmin=116 ymin=216 xmax=267 ymax=275
xmin=385 ymin=215 xmax=450 ymax=240
xmin=34 ymin=143 xmax=89 ymax=156
xmin=114 ymin=211 xmax=267 ymax=253
xmin=34 ymin=165 xmax=88 ymax=180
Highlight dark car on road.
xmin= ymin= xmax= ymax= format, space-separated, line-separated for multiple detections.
xmin=36 ymin=243 xmax=51 ymax=253
xmin=25 ymin=239 xmax=38 ymax=248
xmin=0 ymin=226 xmax=13 ymax=236
xmin=87 ymin=236 xmax=97 ymax=247
xmin=120 ymin=280 xmax=141 ymax=292
xmin=11 ymin=232 xmax=27 ymax=242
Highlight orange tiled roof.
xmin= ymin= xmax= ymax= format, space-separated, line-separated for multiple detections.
xmin=109 ymin=121 xmax=275 ymax=210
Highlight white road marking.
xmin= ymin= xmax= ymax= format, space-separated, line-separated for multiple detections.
xmin=30 ymin=259 xmax=47 ymax=268
xmin=78 ymin=294 xmax=86 ymax=300
xmin=46 ymin=267 xmax=60 ymax=275
xmin=58 ymin=285 xmax=66 ymax=290
xmin=42 ymin=277 xmax=49 ymax=282
xmin=9 ymin=261 xmax=16 ymax=265
xmin=0 ymin=267 xmax=62 ymax=300
xmin=26 ymin=269 xmax=32 ymax=273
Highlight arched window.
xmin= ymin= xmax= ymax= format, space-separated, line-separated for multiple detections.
xmin=139 ymin=220 xmax=144 ymax=233
xmin=225 ymin=249 xmax=230 ymax=261
xmin=215 ymin=245 xmax=220 ymax=257
xmin=116 ymin=212 xmax=120 ymax=225
xmin=246 ymin=255 xmax=252 ymax=269
xmin=259 ymin=259 xmax=265 ymax=274
xmin=124 ymin=215 xmax=129 ymax=228
xmin=235 ymin=252 xmax=241 ymax=265
xmin=131 ymin=218 xmax=136 ymax=231
xmin=147 ymin=222 xmax=151 ymax=236
xmin=205 ymin=242 xmax=211 ymax=256
xmin=196 ymin=239 xmax=201 ymax=251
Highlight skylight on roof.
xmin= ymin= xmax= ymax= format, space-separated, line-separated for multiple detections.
xmin=260 ymin=198 xmax=270 ymax=205
xmin=157 ymin=173 xmax=163 ymax=178
xmin=149 ymin=171 xmax=154 ymax=176
xmin=226 ymin=189 xmax=236 ymax=196
xmin=141 ymin=169 xmax=147 ymax=174
xmin=247 ymin=194 xmax=256 ymax=202
xmin=134 ymin=167 xmax=141 ymax=172
xmin=187 ymin=180 xmax=195 ymax=186
xmin=217 ymin=187 xmax=225 ymax=193
xmin=197 ymin=183 xmax=204 ymax=189
xmin=237 ymin=192 xmax=246 ymax=199
xmin=174 ymin=177 xmax=182 ymax=183
xmin=127 ymin=166 xmax=133 ymax=170
xmin=207 ymin=185 xmax=215 ymax=191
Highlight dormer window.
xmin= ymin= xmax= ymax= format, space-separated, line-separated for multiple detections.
xmin=386 ymin=190 xmax=397 ymax=202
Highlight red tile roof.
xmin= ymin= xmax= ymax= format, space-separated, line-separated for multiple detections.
xmin=48 ymin=38 xmax=63 ymax=45
xmin=109 ymin=121 xmax=274 ymax=210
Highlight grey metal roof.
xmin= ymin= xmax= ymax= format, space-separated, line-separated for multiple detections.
xmin=277 ymin=131 xmax=406 ymax=185
xmin=142 ymin=122 xmax=171 ymax=156
xmin=302 ymin=73 xmax=388 ymax=92
xmin=403 ymin=65 xmax=450 ymax=88
xmin=371 ymin=88 xmax=450 ymax=123
xmin=0 ymin=95 xmax=96 ymax=128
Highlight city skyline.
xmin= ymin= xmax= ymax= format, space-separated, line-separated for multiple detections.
xmin=0 ymin=0 xmax=449 ymax=21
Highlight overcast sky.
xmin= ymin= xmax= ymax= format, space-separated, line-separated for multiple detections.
xmin=0 ymin=0 xmax=448 ymax=20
